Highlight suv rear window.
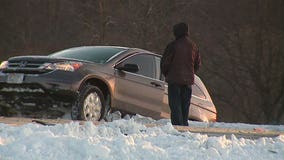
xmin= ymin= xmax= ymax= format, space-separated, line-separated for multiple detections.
xmin=50 ymin=46 xmax=127 ymax=63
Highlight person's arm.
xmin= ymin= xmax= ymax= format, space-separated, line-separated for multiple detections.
xmin=161 ymin=42 xmax=175 ymax=76
xmin=194 ymin=46 xmax=201 ymax=72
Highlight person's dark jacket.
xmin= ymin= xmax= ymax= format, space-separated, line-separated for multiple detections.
xmin=161 ymin=35 xmax=201 ymax=85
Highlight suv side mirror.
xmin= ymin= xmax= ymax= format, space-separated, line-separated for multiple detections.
xmin=116 ymin=63 xmax=139 ymax=73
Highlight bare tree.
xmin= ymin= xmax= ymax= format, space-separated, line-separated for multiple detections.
xmin=1 ymin=0 xmax=283 ymax=123
xmin=202 ymin=0 xmax=284 ymax=123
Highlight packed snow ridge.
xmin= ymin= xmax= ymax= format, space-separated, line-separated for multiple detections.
xmin=0 ymin=115 xmax=283 ymax=160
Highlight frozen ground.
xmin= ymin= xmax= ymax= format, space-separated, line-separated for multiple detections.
xmin=0 ymin=115 xmax=283 ymax=160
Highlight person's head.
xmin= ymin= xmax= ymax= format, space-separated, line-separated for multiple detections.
xmin=173 ymin=22 xmax=188 ymax=39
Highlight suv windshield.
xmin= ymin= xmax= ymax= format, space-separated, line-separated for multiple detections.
xmin=50 ymin=46 xmax=127 ymax=63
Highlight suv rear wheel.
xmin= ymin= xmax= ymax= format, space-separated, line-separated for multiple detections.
xmin=71 ymin=85 xmax=106 ymax=121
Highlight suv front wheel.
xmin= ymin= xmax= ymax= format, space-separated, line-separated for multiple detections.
xmin=71 ymin=85 xmax=106 ymax=121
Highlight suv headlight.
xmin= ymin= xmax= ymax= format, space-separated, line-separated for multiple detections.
xmin=0 ymin=61 xmax=8 ymax=70
xmin=43 ymin=61 xmax=82 ymax=72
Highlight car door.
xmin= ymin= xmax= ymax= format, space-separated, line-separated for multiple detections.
xmin=114 ymin=53 xmax=166 ymax=119
xmin=154 ymin=56 xmax=171 ymax=118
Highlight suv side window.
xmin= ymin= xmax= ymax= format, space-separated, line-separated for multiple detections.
xmin=121 ymin=54 xmax=155 ymax=79
xmin=154 ymin=56 xmax=165 ymax=81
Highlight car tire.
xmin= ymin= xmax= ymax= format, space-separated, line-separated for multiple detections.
xmin=71 ymin=85 xmax=106 ymax=121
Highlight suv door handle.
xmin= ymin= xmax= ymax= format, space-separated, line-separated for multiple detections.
xmin=150 ymin=82 xmax=162 ymax=87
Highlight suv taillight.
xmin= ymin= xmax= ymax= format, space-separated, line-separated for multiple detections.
xmin=0 ymin=61 xmax=8 ymax=70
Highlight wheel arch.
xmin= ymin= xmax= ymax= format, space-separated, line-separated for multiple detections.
xmin=80 ymin=76 xmax=113 ymax=107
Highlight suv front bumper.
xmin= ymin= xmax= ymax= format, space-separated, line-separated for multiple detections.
xmin=0 ymin=71 xmax=82 ymax=105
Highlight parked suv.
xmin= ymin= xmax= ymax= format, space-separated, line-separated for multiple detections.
xmin=0 ymin=46 xmax=217 ymax=122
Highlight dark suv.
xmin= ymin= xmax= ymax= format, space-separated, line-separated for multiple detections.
xmin=0 ymin=46 xmax=217 ymax=122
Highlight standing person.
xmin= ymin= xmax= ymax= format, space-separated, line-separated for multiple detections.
xmin=161 ymin=22 xmax=201 ymax=126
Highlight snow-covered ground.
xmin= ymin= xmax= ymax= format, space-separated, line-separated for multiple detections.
xmin=0 ymin=115 xmax=283 ymax=160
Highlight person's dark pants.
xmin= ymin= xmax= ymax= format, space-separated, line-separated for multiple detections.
xmin=168 ymin=83 xmax=192 ymax=126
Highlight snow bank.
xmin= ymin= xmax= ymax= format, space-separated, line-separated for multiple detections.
xmin=0 ymin=117 xmax=283 ymax=160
